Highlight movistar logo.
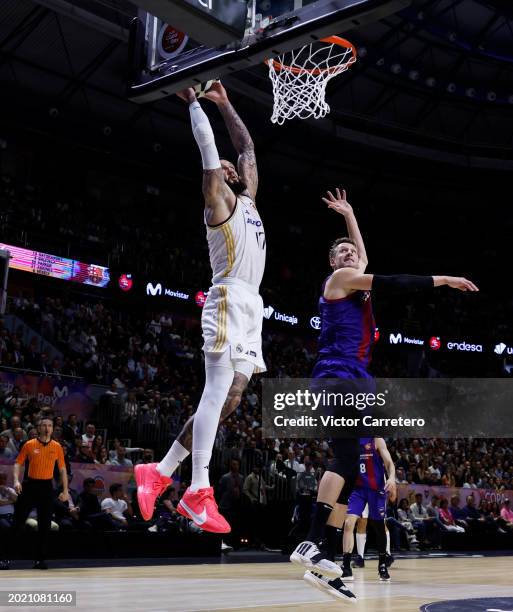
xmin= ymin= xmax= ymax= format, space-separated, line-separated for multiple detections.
xmin=389 ymin=332 xmax=423 ymax=346
xmin=146 ymin=282 xmax=162 ymax=296
xmin=53 ymin=386 xmax=69 ymax=399
xmin=146 ymin=282 xmax=189 ymax=300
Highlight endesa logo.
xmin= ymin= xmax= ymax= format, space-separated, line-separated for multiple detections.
xmin=429 ymin=336 xmax=441 ymax=351
xmin=146 ymin=282 xmax=189 ymax=300
xmin=389 ymin=332 xmax=424 ymax=346
xmin=263 ymin=305 xmax=298 ymax=326
xmin=447 ymin=340 xmax=483 ymax=353
xmin=494 ymin=342 xmax=513 ymax=355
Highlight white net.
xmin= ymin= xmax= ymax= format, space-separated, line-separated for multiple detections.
xmin=267 ymin=37 xmax=356 ymax=125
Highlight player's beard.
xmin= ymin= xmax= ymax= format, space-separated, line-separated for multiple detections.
xmin=227 ymin=178 xmax=247 ymax=196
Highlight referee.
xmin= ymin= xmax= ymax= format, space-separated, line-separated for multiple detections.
xmin=12 ymin=417 xmax=68 ymax=569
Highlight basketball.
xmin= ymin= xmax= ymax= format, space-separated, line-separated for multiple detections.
xmin=194 ymin=79 xmax=218 ymax=98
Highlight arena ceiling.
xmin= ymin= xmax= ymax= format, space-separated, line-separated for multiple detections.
xmin=1 ymin=0 xmax=513 ymax=168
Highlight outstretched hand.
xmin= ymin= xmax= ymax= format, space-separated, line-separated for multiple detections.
xmin=176 ymin=87 xmax=196 ymax=104
xmin=322 ymin=188 xmax=353 ymax=216
xmin=446 ymin=276 xmax=479 ymax=292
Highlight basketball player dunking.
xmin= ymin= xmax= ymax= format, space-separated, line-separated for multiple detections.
xmin=342 ymin=437 xmax=396 ymax=582
xmin=291 ymin=188 xmax=478 ymax=601
xmin=136 ymin=82 xmax=266 ymax=533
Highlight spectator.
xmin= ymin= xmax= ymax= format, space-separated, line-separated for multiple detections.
xmin=101 ymin=483 xmax=133 ymax=528
xmin=1 ymin=416 xmax=27 ymax=442
xmin=63 ymin=414 xmax=81 ymax=443
xmin=122 ymin=392 xmax=138 ymax=424
xmin=243 ymin=466 xmax=267 ymax=548
xmin=0 ymin=435 xmax=13 ymax=459
xmin=75 ymin=443 xmax=95 ymax=464
xmin=410 ymin=492 xmax=429 ymax=544
xmin=218 ymin=460 xmax=244 ymax=547
xmin=53 ymin=479 xmax=81 ymax=531
xmin=439 ymin=498 xmax=465 ymax=533
xmin=7 ymin=428 xmax=26 ymax=458
xmin=91 ymin=435 xmax=104 ymax=456
xmin=386 ymin=500 xmax=412 ymax=551
xmin=460 ymin=495 xmax=482 ymax=522
xmin=396 ymin=498 xmax=419 ymax=548
xmin=135 ymin=449 xmax=155 ymax=465
xmin=427 ymin=459 xmax=442 ymax=481
xmin=499 ymin=499 xmax=513 ymax=530
xmin=297 ymin=456 xmax=317 ymax=493
xmin=449 ymin=495 xmax=468 ymax=529
xmin=109 ymin=446 xmax=133 ymax=467
xmin=82 ymin=423 xmax=96 ymax=447
xmin=283 ymin=450 xmax=304 ymax=473
xmin=77 ymin=478 xmax=120 ymax=530
xmin=0 ymin=471 xmax=17 ymax=542
xmin=395 ymin=467 xmax=408 ymax=484
xmin=95 ymin=447 xmax=110 ymax=465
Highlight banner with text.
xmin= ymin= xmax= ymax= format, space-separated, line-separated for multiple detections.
xmin=0 ymin=371 xmax=105 ymax=421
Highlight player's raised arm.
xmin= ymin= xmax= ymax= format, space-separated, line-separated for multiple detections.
xmin=178 ymin=87 xmax=234 ymax=225
xmin=323 ymin=188 xmax=368 ymax=271
xmin=328 ymin=268 xmax=479 ymax=294
xmin=375 ymin=438 xmax=397 ymax=503
xmin=205 ymin=82 xmax=258 ymax=201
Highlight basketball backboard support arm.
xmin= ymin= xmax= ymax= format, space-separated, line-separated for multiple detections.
xmin=128 ymin=0 xmax=411 ymax=103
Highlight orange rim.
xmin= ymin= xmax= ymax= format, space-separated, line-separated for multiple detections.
xmin=265 ymin=36 xmax=357 ymax=75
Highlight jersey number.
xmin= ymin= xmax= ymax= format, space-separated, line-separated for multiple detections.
xmin=255 ymin=231 xmax=266 ymax=250
xmin=360 ymin=462 xmax=366 ymax=475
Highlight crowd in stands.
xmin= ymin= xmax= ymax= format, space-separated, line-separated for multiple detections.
xmin=1 ymin=292 xmax=513 ymax=550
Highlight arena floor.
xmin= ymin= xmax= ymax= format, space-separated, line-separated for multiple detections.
xmin=1 ymin=555 xmax=513 ymax=611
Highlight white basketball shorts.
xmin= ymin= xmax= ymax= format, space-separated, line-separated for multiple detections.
xmin=201 ymin=279 xmax=266 ymax=374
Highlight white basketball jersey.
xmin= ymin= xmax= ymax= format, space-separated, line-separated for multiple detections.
xmin=206 ymin=194 xmax=266 ymax=289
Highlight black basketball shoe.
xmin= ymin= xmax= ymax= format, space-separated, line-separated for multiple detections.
xmin=303 ymin=571 xmax=358 ymax=602
xmin=342 ymin=552 xmax=354 ymax=581
xmin=352 ymin=554 xmax=365 ymax=568
xmin=378 ymin=555 xmax=390 ymax=582
xmin=385 ymin=552 xmax=394 ymax=568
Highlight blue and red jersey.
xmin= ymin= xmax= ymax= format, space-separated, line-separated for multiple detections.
xmin=317 ymin=279 xmax=376 ymax=369
xmin=356 ymin=437 xmax=385 ymax=491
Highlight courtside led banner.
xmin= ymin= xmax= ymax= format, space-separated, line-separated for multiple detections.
xmin=0 ymin=243 xmax=110 ymax=288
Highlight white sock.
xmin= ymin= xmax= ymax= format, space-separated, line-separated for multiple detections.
xmin=356 ymin=533 xmax=367 ymax=557
xmin=190 ymin=362 xmax=234 ymax=492
xmin=157 ymin=440 xmax=189 ymax=478
xmin=386 ymin=528 xmax=391 ymax=554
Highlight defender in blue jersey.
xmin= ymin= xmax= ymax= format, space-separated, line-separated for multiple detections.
xmin=343 ymin=437 xmax=396 ymax=582
xmin=291 ymin=187 xmax=478 ymax=601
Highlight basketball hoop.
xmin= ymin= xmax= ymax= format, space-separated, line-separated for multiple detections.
xmin=266 ymin=36 xmax=357 ymax=124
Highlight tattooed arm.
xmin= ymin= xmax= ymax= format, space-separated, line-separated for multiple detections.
xmin=205 ymin=82 xmax=258 ymax=201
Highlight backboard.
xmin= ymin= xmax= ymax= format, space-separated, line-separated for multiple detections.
xmin=128 ymin=0 xmax=410 ymax=103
